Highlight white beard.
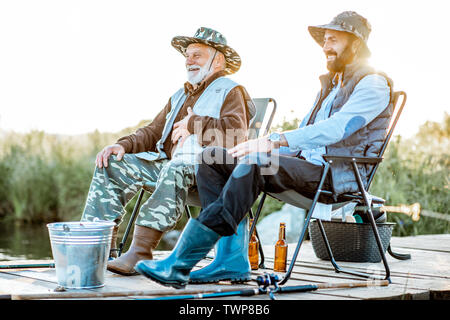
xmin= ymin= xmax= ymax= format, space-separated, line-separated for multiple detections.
xmin=187 ymin=64 xmax=212 ymax=85
xmin=186 ymin=49 xmax=217 ymax=85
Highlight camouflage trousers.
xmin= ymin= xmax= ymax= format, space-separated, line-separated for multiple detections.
xmin=81 ymin=154 xmax=196 ymax=232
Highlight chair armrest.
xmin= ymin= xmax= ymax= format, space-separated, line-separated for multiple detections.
xmin=323 ymin=155 xmax=383 ymax=164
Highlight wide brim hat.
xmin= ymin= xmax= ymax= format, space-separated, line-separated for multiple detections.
xmin=172 ymin=27 xmax=241 ymax=75
xmin=308 ymin=11 xmax=372 ymax=58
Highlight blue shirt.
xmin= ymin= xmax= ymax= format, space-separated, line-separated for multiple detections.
xmin=278 ymin=74 xmax=390 ymax=166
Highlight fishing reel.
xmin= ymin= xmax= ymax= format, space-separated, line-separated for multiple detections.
xmin=255 ymin=273 xmax=281 ymax=300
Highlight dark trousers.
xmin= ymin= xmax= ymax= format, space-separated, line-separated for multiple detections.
xmin=196 ymin=147 xmax=329 ymax=236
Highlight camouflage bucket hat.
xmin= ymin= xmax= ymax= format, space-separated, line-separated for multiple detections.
xmin=308 ymin=11 xmax=372 ymax=58
xmin=172 ymin=27 xmax=241 ymax=75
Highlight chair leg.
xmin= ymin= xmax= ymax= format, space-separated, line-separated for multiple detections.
xmin=249 ymin=206 xmax=266 ymax=269
xmin=316 ymin=219 xmax=390 ymax=279
xmin=278 ymin=163 xmax=331 ymax=285
xmin=315 ymin=161 xmax=392 ymax=282
xmin=388 ymin=244 xmax=411 ymax=260
xmin=315 ymin=162 xmax=391 ymax=281
xmin=185 ymin=205 xmax=191 ymax=219
xmin=353 ymin=161 xmax=391 ymax=281
xmin=249 ymin=193 xmax=266 ymax=237
xmin=118 ymin=189 xmax=145 ymax=257
xmin=317 ymin=210 xmax=390 ymax=281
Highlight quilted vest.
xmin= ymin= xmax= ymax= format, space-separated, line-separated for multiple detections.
xmin=308 ymin=62 xmax=394 ymax=196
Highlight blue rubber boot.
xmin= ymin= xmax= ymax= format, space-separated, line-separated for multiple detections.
xmin=134 ymin=218 xmax=220 ymax=289
xmin=189 ymin=216 xmax=251 ymax=284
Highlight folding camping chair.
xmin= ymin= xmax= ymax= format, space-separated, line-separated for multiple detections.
xmin=249 ymin=91 xmax=409 ymax=285
xmin=117 ymin=98 xmax=277 ymax=262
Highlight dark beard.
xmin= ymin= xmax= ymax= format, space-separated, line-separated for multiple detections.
xmin=326 ymin=44 xmax=355 ymax=73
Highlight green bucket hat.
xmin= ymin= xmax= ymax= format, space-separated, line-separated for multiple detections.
xmin=308 ymin=11 xmax=372 ymax=58
xmin=171 ymin=27 xmax=241 ymax=75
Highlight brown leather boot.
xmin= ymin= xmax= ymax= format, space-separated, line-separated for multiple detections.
xmin=109 ymin=225 xmax=119 ymax=259
xmin=107 ymin=225 xmax=163 ymax=276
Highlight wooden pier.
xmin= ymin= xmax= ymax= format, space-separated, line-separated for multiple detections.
xmin=0 ymin=234 xmax=449 ymax=300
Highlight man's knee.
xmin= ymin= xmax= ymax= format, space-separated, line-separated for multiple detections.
xmin=111 ymin=153 xmax=137 ymax=166
xmin=97 ymin=154 xmax=132 ymax=173
xmin=231 ymin=163 xmax=253 ymax=179
xmin=238 ymin=152 xmax=280 ymax=176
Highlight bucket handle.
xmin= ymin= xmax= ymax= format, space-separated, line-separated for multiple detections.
xmin=61 ymin=223 xmax=87 ymax=232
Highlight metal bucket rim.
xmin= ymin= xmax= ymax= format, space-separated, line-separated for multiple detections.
xmin=47 ymin=221 xmax=116 ymax=232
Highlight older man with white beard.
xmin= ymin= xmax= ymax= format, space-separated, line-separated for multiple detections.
xmin=80 ymin=27 xmax=255 ymax=277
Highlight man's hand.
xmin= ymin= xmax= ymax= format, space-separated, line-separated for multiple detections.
xmin=171 ymin=126 xmax=191 ymax=147
xmin=172 ymin=107 xmax=195 ymax=147
xmin=95 ymin=144 xmax=125 ymax=168
xmin=173 ymin=107 xmax=195 ymax=131
xmin=227 ymin=136 xmax=273 ymax=159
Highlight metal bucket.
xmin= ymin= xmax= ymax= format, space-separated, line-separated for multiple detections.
xmin=47 ymin=221 xmax=115 ymax=289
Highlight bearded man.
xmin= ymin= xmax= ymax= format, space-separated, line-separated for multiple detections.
xmin=81 ymin=27 xmax=255 ymax=277
xmin=135 ymin=11 xmax=395 ymax=289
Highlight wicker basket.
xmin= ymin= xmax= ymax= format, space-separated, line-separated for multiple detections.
xmin=308 ymin=219 xmax=395 ymax=263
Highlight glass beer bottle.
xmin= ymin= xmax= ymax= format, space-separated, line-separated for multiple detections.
xmin=274 ymin=222 xmax=288 ymax=272
xmin=248 ymin=219 xmax=259 ymax=270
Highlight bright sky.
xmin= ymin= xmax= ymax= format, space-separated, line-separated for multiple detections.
xmin=0 ymin=0 xmax=448 ymax=138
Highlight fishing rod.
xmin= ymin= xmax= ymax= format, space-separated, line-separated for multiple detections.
xmin=145 ymin=273 xmax=389 ymax=301
xmin=146 ymin=274 xmax=283 ymax=300
xmin=145 ymin=287 xmax=264 ymax=301
xmin=146 ymin=274 xmax=280 ymax=300
xmin=3 ymin=273 xmax=389 ymax=300
xmin=0 ymin=263 xmax=54 ymax=269
xmin=3 ymin=286 xmax=255 ymax=300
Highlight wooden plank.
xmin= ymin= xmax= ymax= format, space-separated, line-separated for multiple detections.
xmin=262 ymin=239 xmax=450 ymax=279
xmin=261 ymin=253 xmax=450 ymax=299
xmin=272 ymin=250 xmax=450 ymax=283
xmin=256 ymin=238 xmax=450 ymax=300
xmin=0 ymin=264 xmax=388 ymax=300
xmin=250 ymin=263 xmax=431 ymax=300
xmin=0 ymin=270 xmax=59 ymax=295
xmin=390 ymin=234 xmax=450 ymax=253
xmin=0 ymin=234 xmax=448 ymax=300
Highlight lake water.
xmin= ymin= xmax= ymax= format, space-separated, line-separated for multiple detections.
xmin=0 ymin=222 xmax=178 ymax=261
xmin=0 ymin=223 xmax=53 ymax=261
